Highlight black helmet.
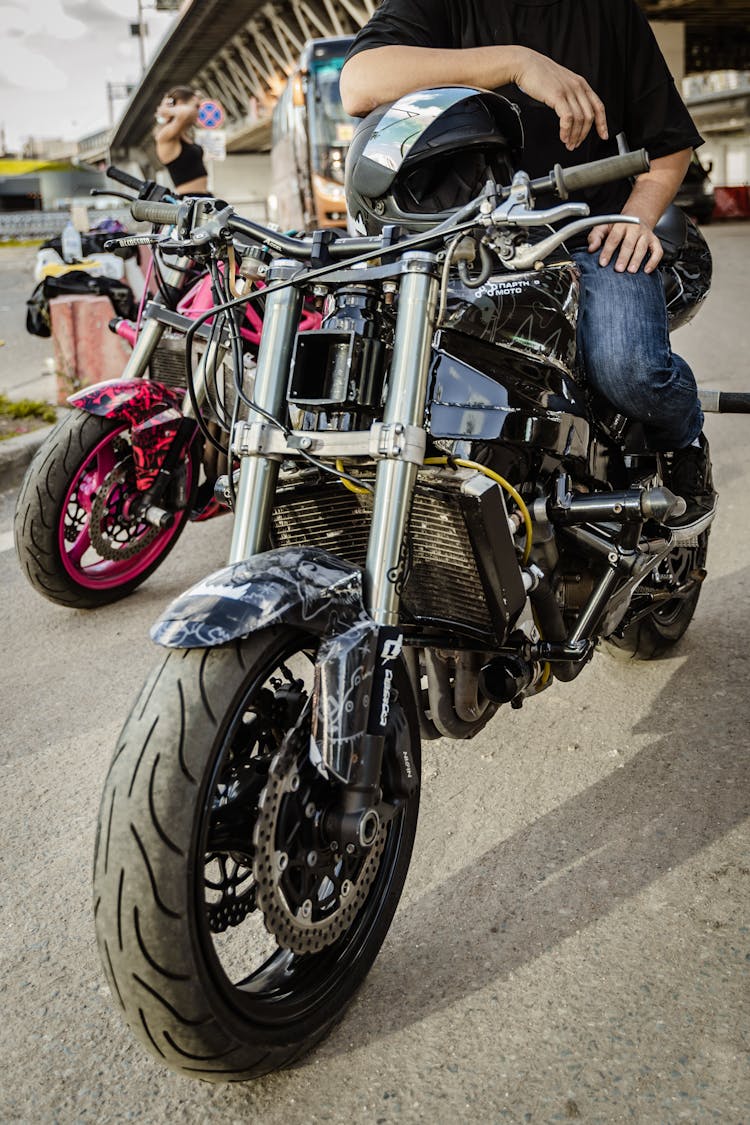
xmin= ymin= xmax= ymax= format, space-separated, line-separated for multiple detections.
xmin=345 ymin=87 xmax=524 ymax=235
xmin=655 ymin=204 xmax=713 ymax=330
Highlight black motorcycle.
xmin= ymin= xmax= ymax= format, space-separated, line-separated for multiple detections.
xmin=93 ymin=146 xmax=726 ymax=1080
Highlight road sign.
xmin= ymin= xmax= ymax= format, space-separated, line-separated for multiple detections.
xmin=198 ymin=129 xmax=226 ymax=162
xmin=198 ymin=99 xmax=225 ymax=130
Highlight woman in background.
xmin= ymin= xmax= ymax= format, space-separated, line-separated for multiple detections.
xmin=154 ymin=86 xmax=209 ymax=195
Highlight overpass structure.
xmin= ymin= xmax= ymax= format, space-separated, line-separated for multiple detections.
xmin=106 ymin=0 xmax=750 ymax=209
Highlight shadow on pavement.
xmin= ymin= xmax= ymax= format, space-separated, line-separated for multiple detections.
xmin=343 ymin=576 xmax=750 ymax=1044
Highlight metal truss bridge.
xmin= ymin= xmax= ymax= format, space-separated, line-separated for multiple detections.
xmin=110 ymin=0 xmax=750 ymax=163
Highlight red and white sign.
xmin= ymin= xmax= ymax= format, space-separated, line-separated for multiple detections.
xmin=198 ymin=99 xmax=225 ymax=129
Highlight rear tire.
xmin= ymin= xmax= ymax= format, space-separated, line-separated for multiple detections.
xmin=604 ymin=533 xmax=709 ymax=660
xmin=93 ymin=629 xmax=420 ymax=1081
xmin=14 ymin=410 xmax=196 ymax=609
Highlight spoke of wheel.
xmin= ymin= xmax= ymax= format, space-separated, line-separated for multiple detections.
xmin=93 ymin=441 xmax=117 ymax=487
xmin=66 ymin=523 xmax=93 ymax=566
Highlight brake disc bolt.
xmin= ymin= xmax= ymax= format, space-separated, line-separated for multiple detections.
xmin=289 ymin=773 xmax=301 ymax=791
xmin=301 ymin=899 xmax=312 ymax=919
xmin=341 ymin=880 xmax=352 ymax=898
xmin=276 ymin=851 xmax=289 ymax=872
xmin=306 ymin=850 xmax=317 ymax=867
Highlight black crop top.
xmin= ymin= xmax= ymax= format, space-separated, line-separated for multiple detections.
xmin=164 ymin=139 xmax=207 ymax=187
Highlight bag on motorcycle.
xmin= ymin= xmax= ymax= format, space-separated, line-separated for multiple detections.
xmin=25 ymin=281 xmax=52 ymax=337
xmin=25 ymin=272 xmax=136 ymax=336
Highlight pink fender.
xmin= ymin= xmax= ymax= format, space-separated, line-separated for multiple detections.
xmin=68 ymin=378 xmax=185 ymax=426
xmin=68 ymin=380 xmax=192 ymax=492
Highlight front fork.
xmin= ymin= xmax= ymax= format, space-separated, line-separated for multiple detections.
xmin=226 ymin=252 xmax=439 ymax=844
xmin=228 ymin=252 xmax=440 ymax=612
xmin=122 ymin=254 xmax=231 ymax=517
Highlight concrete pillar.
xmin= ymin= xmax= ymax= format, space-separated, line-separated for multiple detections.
xmin=208 ymin=153 xmax=272 ymax=218
xmin=50 ymin=296 xmax=131 ymax=404
xmin=650 ymin=21 xmax=685 ymax=85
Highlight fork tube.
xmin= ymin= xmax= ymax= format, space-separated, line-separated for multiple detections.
xmin=365 ymin=252 xmax=439 ymax=625
xmin=120 ymin=254 xmax=193 ymax=380
xmin=119 ymin=317 xmax=166 ymax=380
xmin=180 ymin=338 xmax=227 ymax=420
xmin=229 ymin=260 xmax=302 ymax=563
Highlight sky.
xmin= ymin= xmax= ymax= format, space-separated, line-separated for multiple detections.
xmin=0 ymin=0 xmax=179 ymax=150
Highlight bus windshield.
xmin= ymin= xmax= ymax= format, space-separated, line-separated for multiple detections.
xmin=308 ymin=56 xmax=356 ymax=184
xmin=269 ymin=37 xmax=356 ymax=231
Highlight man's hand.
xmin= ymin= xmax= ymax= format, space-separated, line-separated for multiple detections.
xmin=587 ymin=220 xmax=664 ymax=273
xmin=512 ymin=48 xmax=608 ymax=150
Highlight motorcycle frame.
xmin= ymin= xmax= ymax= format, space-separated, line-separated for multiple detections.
xmin=67 ymin=251 xmax=237 ymax=512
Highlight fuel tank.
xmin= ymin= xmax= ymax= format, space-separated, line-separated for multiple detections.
xmin=427 ymin=262 xmax=589 ymax=460
xmin=442 ymin=262 xmax=580 ymax=375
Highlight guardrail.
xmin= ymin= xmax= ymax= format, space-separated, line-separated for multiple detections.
xmin=0 ymin=208 xmax=134 ymax=241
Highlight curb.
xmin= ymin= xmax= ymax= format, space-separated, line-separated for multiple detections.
xmin=0 ymin=413 xmax=62 ymax=494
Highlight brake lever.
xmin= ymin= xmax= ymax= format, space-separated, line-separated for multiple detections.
xmin=158 ymin=229 xmax=213 ymax=255
xmin=490 ymin=202 xmax=591 ymax=227
xmin=104 ymin=235 xmax=161 ymax=250
xmin=493 ymin=213 xmax=641 ymax=271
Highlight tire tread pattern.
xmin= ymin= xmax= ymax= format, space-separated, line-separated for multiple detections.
xmin=93 ymin=637 xmax=416 ymax=1081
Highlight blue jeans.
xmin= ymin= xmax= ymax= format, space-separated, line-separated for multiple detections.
xmin=572 ymin=250 xmax=703 ymax=450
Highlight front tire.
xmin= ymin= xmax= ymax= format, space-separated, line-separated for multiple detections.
xmin=14 ymin=410 xmax=196 ymax=609
xmin=93 ymin=629 xmax=420 ymax=1081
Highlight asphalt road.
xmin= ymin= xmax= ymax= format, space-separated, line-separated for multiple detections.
xmin=1 ymin=226 xmax=749 ymax=1123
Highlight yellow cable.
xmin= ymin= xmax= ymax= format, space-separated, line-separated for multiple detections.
xmin=425 ymin=456 xmax=552 ymax=685
xmin=423 ymin=457 xmax=534 ymax=564
xmin=336 ymin=459 xmax=371 ymax=495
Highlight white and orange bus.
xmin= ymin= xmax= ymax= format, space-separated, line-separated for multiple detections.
xmin=269 ymin=36 xmax=357 ymax=231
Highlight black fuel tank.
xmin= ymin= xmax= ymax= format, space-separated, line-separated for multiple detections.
xmin=427 ymin=262 xmax=588 ymax=459
xmin=442 ymin=262 xmax=580 ymax=376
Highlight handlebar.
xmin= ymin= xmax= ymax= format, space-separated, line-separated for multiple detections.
xmin=127 ymin=148 xmax=651 ymax=264
xmin=527 ymin=149 xmax=650 ymax=200
xmin=129 ymin=198 xmax=187 ymax=225
xmin=106 ymin=165 xmax=147 ymax=193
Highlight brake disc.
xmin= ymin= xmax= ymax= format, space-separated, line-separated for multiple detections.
xmin=90 ymin=466 xmax=160 ymax=560
xmin=253 ymin=741 xmax=386 ymax=955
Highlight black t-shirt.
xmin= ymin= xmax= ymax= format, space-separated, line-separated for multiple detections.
xmin=345 ymin=0 xmax=703 ymax=217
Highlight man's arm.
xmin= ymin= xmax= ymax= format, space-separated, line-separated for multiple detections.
xmin=340 ymin=45 xmax=608 ymax=150
xmin=587 ymin=148 xmax=692 ymax=273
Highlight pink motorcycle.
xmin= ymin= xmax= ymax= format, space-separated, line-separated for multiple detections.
xmin=14 ymin=167 xmax=319 ymax=608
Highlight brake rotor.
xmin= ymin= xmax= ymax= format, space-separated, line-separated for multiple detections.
xmin=90 ymin=465 xmax=159 ymax=560
xmin=253 ymin=741 xmax=386 ymax=955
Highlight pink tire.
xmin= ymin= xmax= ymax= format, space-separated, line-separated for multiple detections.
xmin=14 ymin=410 xmax=197 ymax=609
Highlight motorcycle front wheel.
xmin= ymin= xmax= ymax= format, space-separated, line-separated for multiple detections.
xmin=14 ymin=410 xmax=197 ymax=609
xmin=93 ymin=628 xmax=421 ymax=1081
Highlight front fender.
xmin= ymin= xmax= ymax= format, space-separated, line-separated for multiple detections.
xmin=150 ymin=546 xmax=367 ymax=649
xmin=69 ymin=378 xmax=184 ymax=425
xmin=151 ymin=546 xmax=410 ymax=788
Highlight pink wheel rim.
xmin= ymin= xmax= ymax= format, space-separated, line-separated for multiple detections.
xmin=58 ymin=420 xmax=192 ymax=590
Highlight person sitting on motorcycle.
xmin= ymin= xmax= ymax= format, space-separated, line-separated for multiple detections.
xmin=340 ymin=0 xmax=717 ymax=530
xmin=154 ymin=86 xmax=209 ymax=197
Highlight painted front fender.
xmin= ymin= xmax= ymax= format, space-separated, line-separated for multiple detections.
xmin=150 ymin=546 xmax=367 ymax=649
xmin=68 ymin=378 xmax=184 ymax=425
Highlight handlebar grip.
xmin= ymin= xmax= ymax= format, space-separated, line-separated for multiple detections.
xmin=130 ymin=199 xmax=182 ymax=225
xmin=555 ymin=149 xmax=650 ymax=196
xmin=106 ymin=165 xmax=145 ymax=192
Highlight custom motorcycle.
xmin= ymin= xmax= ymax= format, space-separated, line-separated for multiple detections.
xmin=14 ymin=166 xmax=319 ymax=609
xmin=93 ymin=143 xmax=734 ymax=1080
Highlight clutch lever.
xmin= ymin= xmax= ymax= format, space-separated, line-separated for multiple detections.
xmin=90 ymin=188 xmax=136 ymax=202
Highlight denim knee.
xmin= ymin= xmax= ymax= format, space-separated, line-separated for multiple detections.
xmin=572 ymin=250 xmax=703 ymax=448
